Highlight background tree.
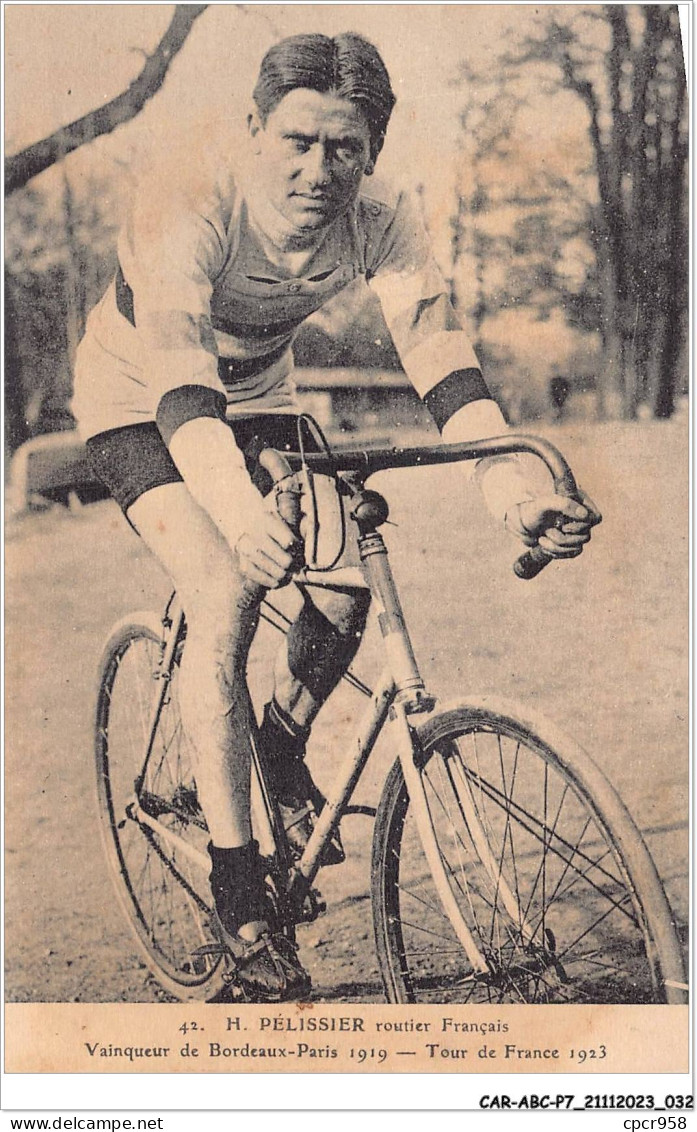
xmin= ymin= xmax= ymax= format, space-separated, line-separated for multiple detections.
xmin=505 ymin=6 xmax=687 ymax=419
xmin=448 ymin=67 xmax=595 ymax=420
xmin=4 ymin=6 xmax=207 ymax=458
xmin=5 ymin=179 xmax=118 ymax=445
xmin=5 ymin=6 xmax=207 ymax=196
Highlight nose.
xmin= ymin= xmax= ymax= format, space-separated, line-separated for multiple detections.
xmin=304 ymin=143 xmax=331 ymax=187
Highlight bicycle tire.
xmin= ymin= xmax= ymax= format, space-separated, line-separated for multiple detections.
xmin=371 ymin=698 xmax=687 ymax=1005
xmin=95 ymin=613 xmax=229 ymax=1002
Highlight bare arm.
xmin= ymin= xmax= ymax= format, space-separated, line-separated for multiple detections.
xmin=169 ymin=417 xmax=298 ymax=587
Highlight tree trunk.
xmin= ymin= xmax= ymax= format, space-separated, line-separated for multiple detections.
xmin=652 ymin=13 xmax=687 ymax=419
xmin=4 ymin=272 xmax=30 ymax=463
xmin=61 ymin=167 xmax=87 ymax=358
xmin=627 ymin=9 xmax=661 ymax=410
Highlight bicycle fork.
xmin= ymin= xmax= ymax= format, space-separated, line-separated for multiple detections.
xmin=355 ymin=497 xmax=530 ymax=975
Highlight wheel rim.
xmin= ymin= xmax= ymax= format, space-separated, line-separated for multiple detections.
xmin=381 ymin=719 xmax=663 ymax=1004
xmin=97 ymin=629 xmax=223 ymax=993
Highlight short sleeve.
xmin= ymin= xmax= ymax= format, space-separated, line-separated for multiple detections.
xmin=117 ymin=167 xmax=229 ymax=406
xmin=366 ymin=191 xmax=491 ymax=427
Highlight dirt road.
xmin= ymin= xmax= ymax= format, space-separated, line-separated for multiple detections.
xmin=5 ymin=420 xmax=688 ymax=1002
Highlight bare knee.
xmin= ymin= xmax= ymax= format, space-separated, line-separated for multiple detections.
xmin=281 ymin=587 xmax=370 ymax=704
xmin=179 ymin=579 xmax=260 ymax=712
xmin=307 ymin=586 xmax=371 ymax=639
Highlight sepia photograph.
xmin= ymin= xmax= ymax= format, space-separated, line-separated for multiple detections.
xmin=3 ymin=1 xmax=689 ymax=1079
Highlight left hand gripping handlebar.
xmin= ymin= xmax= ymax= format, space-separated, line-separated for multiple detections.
xmin=257 ymin=435 xmax=584 ymax=582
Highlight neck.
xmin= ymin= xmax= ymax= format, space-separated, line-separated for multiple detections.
xmin=249 ymin=190 xmax=330 ymax=253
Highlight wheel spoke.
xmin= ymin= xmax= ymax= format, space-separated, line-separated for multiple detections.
xmin=500 ymin=739 xmax=524 ymax=935
xmin=425 ymin=757 xmax=488 ymax=942
xmin=396 ymin=881 xmax=455 ymax=924
xmin=465 ymin=769 xmax=634 ymax=917
xmin=392 ymin=847 xmax=454 ymax=926
xmin=398 ymin=917 xmax=466 ymax=945
xmin=425 ymin=759 xmax=525 ymax=962
xmin=521 ymin=781 xmax=572 ymax=932
xmin=376 ymin=711 xmax=675 ymax=1005
xmin=555 ymin=890 xmax=636 ymax=962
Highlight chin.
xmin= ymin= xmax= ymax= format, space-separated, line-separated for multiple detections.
xmin=292 ymin=210 xmax=333 ymax=230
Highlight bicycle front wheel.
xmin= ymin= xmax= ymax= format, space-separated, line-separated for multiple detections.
xmin=95 ymin=614 xmax=228 ymax=1001
xmin=372 ymin=698 xmax=686 ymax=1005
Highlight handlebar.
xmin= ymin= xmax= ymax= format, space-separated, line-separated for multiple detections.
xmin=258 ymin=434 xmax=582 ymax=581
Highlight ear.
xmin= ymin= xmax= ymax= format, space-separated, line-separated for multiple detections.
xmin=247 ymin=109 xmax=263 ymax=152
xmin=369 ymin=134 xmax=385 ymax=171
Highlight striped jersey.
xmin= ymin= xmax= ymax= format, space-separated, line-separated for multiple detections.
xmin=72 ymin=151 xmax=488 ymax=441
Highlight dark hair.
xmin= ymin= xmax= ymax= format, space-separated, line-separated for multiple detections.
xmin=253 ymin=33 xmax=396 ymax=162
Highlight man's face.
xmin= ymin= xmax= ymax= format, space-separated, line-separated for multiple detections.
xmin=250 ymin=88 xmax=373 ymax=233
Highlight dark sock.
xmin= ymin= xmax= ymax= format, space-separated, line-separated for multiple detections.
xmin=208 ymin=840 xmax=269 ymax=935
xmin=266 ymin=698 xmax=311 ymax=746
xmin=260 ymin=700 xmax=310 ymax=774
xmin=259 ymin=701 xmax=320 ymax=811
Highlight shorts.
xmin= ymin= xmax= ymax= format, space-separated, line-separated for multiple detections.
xmin=85 ymin=415 xmax=315 ymax=513
xmin=85 ymin=415 xmax=357 ymax=569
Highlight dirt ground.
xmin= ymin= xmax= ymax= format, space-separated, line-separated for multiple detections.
xmin=4 ymin=418 xmax=689 ymax=1003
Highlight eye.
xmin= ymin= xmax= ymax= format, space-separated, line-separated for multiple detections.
xmin=288 ymin=137 xmax=311 ymax=154
xmin=333 ymin=141 xmax=363 ymax=164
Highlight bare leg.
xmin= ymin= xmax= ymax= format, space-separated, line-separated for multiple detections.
xmin=127 ymin=483 xmax=268 ymax=941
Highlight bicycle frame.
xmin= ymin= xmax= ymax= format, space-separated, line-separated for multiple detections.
xmin=126 ymin=505 xmax=525 ymax=977
xmin=126 ymin=433 xmax=584 ymax=975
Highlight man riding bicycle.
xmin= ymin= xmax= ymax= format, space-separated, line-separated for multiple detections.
xmin=73 ymin=32 xmax=599 ymax=1002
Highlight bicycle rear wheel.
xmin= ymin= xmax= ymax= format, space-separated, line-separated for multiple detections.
xmin=372 ymin=699 xmax=687 ymax=1005
xmin=95 ymin=613 xmax=228 ymax=1001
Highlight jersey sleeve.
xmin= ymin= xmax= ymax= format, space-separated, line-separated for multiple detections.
xmin=366 ymin=191 xmax=492 ymax=430
xmin=117 ymin=170 xmax=230 ymax=444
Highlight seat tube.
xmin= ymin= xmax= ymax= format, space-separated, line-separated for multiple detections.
xmin=135 ymin=597 xmax=186 ymax=795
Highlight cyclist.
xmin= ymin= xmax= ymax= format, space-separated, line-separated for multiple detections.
xmin=73 ymin=32 xmax=600 ymax=1002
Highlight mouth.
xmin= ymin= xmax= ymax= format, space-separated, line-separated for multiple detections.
xmin=293 ymin=193 xmax=331 ymax=207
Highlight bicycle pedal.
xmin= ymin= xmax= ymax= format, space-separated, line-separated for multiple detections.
xmin=283 ymin=804 xmax=314 ymax=832
xmin=219 ymin=964 xmax=310 ymax=1005
xmin=289 ymin=835 xmax=345 ymax=868
xmin=324 ymin=834 xmax=345 ymax=866
xmin=309 ymin=887 xmax=326 ymax=916
xmin=220 ymin=973 xmax=253 ymax=1003
xmin=295 ymin=886 xmax=326 ymax=923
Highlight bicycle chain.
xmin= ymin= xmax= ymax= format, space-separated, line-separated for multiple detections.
xmin=138 ymin=819 xmax=212 ymax=917
xmin=135 ymin=817 xmax=301 ymax=998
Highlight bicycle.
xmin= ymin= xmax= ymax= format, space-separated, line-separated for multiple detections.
xmin=94 ymin=427 xmax=688 ymax=1005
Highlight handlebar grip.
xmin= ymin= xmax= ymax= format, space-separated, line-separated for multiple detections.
xmin=513 ymin=489 xmax=584 ymax=580
xmin=514 ymin=545 xmax=553 ymax=580
xmin=256 ymin=446 xmax=304 ymax=568
xmin=257 ymin=448 xmax=301 ymax=527
xmin=275 ymin=481 xmax=303 ymax=535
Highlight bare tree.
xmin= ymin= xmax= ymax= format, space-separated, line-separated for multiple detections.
xmin=5 ymin=5 xmax=207 ymax=458
xmin=5 ymin=5 xmax=207 ymax=195
xmin=449 ymin=70 xmax=522 ymax=346
xmin=449 ymin=67 xmax=587 ymax=419
xmin=508 ymin=6 xmax=687 ymax=418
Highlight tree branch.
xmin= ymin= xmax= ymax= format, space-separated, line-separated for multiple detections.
xmin=5 ymin=5 xmax=207 ymax=195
